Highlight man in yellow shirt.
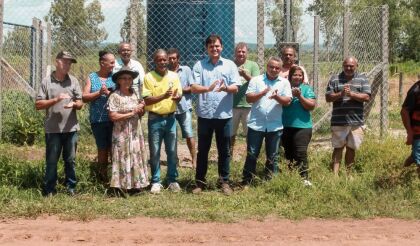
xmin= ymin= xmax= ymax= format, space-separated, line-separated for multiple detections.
xmin=143 ymin=49 xmax=182 ymax=194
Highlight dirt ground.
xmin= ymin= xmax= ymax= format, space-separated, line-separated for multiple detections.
xmin=1 ymin=216 xmax=419 ymax=245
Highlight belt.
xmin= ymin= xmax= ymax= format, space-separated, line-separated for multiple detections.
xmin=149 ymin=111 xmax=175 ymax=118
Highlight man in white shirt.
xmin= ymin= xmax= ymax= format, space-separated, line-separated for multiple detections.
xmin=113 ymin=42 xmax=146 ymax=96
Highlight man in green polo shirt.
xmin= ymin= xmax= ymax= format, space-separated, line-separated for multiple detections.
xmin=231 ymin=42 xmax=260 ymax=155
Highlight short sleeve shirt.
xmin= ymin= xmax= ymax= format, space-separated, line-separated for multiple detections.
xmin=192 ymin=57 xmax=241 ymax=119
xmin=326 ymin=72 xmax=371 ymax=126
xmin=142 ymin=70 xmax=183 ymax=115
xmin=114 ymin=58 xmax=145 ymax=87
xmin=233 ymin=60 xmax=260 ymax=108
xmin=36 ymin=73 xmax=82 ymax=133
xmin=282 ymin=83 xmax=316 ymax=128
xmin=175 ymin=65 xmax=194 ymax=114
xmin=246 ymin=74 xmax=292 ymax=132
xmin=402 ymin=81 xmax=420 ymax=139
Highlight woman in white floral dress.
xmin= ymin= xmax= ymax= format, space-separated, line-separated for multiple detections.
xmin=108 ymin=69 xmax=149 ymax=191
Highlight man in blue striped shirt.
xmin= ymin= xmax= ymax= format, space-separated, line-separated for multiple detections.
xmin=325 ymin=57 xmax=371 ymax=176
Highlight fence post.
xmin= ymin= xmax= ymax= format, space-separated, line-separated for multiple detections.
xmin=31 ymin=18 xmax=42 ymax=91
xmin=399 ymin=72 xmax=403 ymax=105
xmin=40 ymin=22 xmax=46 ymax=81
xmin=46 ymin=22 xmax=52 ymax=76
xmin=0 ymin=0 xmax=3 ymax=141
xmin=380 ymin=5 xmax=389 ymax=137
xmin=257 ymin=0 xmax=264 ymax=71
xmin=284 ymin=0 xmax=291 ymax=42
xmin=343 ymin=9 xmax=350 ymax=58
xmin=130 ymin=0 xmax=138 ymax=58
xmin=313 ymin=15 xmax=320 ymax=101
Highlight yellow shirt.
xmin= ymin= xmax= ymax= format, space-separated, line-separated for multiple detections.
xmin=142 ymin=70 xmax=183 ymax=115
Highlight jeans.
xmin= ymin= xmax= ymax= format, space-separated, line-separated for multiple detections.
xmin=282 ymin=127 xmax=312 ymax=179
xmin=44 ymin=131 xmax=78 ymax=194
xmin=148 ymin=114 xmax=178 ymax=184
xmin=196 ymin=117 xmax=232 ymax=184
xmin=243 ymin=128 xmax=282 ymax=184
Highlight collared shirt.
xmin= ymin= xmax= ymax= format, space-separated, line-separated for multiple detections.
xmin=175 ymin=65 xmax=194 ymax=114
xmin=233 ymin=59 xmax=260 ymax=108
xmin=246 ymin=73 xmax=292 ymax=132
xmin=326 ymin=72 xmax=371 ymax=126
xmin=114 ymin=58 xmax=145 ymax=91
xmin=36 ymin=72 xmax=82 ymax=133
xmin=192 ymin=56 xmax=241 ymax=119
xmin=142 ymin=70 xmax=183 ymax=115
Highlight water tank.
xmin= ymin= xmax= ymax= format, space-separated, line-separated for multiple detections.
xmin=147 ymin=0 xmax=235 ymax=69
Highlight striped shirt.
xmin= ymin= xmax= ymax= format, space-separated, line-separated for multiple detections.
xmin=326 ymin=72 xmax=371 ymax=126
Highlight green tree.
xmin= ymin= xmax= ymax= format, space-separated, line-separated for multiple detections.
xmin=308 ymin=0 xmax=420 ymax=62
xmin=266 ymin=0 xmax=304 ymax=45
xmin=3 ymin=27 xmax=31 ymax=57
xmin=45 ymin=0 xmax=107 ymax=56
xmin=120 ymin=0 xmax=147 ymax=60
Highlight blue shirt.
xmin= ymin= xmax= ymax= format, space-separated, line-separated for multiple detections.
xmin=88 ymin=72 xmax=115 ymax=123
xmin=175 ymin=65 xmax=194 ymax=114
xmin=282 ymin=83 xmax=316 ymax=128
xmin=246 ymin=74 xmax=292 ymax=132
xmin=192 ymin=57 xmax=241 ymax=119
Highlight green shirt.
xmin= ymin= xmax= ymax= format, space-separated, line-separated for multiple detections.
xmin=282 ymin=83 xmax=316 ymax=128
xmin=233 ymin=60 xmax=260 ymax=108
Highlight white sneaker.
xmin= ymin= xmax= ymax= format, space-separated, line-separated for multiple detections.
xmin=150 ymin=183 xmax=163 ymax=194
xmin=168 ymin=182 xmax=181 ymax=192
xmin=303 ymin=180 xmax=313 ymax=187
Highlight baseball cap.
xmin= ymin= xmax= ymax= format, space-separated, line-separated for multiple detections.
xmin=56 ymin=51 xmax=77 ymax=63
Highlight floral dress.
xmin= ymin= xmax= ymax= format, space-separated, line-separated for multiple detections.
xmin=108 ymin=90 xmax=149 ymax=189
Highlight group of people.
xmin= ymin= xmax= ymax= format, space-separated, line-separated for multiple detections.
xmin=37 ymin=33 xmax=395 ymax=198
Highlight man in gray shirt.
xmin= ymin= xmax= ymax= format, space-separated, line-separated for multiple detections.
xmin=36 ymin=51 xmax=83 ymax=196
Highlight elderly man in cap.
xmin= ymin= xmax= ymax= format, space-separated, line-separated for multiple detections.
xmin=36 ymin=51 xmax=83 ymax=196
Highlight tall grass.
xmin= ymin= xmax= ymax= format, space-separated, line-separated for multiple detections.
xmin=0 ymin=135 xmax=418 ymax=222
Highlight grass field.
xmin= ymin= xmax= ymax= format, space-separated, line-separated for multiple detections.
xmin=0 ymin=133 xmax=418 ymax=222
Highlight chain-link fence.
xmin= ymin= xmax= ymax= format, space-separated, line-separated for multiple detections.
xmin=0 ymin=0 xmax=388 ymax=142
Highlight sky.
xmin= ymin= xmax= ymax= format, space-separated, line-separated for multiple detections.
xmin=3 ymin=0 xmax=316 ymax=45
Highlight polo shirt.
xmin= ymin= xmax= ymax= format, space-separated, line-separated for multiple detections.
xmin=233 ymin=59 xmax=260 ymax=108
xmin=142 ymin=70 xmax=183 ymax=115
xmin=326 ymin=72 xmax=371 ymax=126
xmin=36 ymin=72 xmax=82 ymax=133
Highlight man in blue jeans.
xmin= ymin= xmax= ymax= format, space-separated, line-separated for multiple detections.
xmin=191 ymin=34 xmax=241 ymax=195
xmin=168 ymin=48 xmax=197 ymax=168
xmin=143 ymin=49 xmax=183 ymax=194
xmin=242 ymin=57 xmax=292 ymax=185
xmin=36 ymin=51 xmax=83 ymax=197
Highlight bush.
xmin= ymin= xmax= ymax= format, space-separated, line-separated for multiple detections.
xmin=1 ymin=90 xmax=44 ymax=145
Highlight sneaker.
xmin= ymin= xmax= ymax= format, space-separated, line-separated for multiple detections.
xmin=168 ymin=182 xmax=181 ymax=192
xmin=150 ymin=183 xmax=163 ymax=194
xmin=303 ymin=180 xmax=313 ymax=187
xmin=67 ymin=189 xmax=76 ymax=196
xmin=221 ymin=183 xmax=233 ymax=196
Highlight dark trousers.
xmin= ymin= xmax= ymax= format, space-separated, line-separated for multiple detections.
xmin=242 ymin=128 xmax=282 ymax=184
xmin=281 ymin=127 xmax=312 ymax=179
xmin=196 ymin=117 xmax=232 ymax=184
